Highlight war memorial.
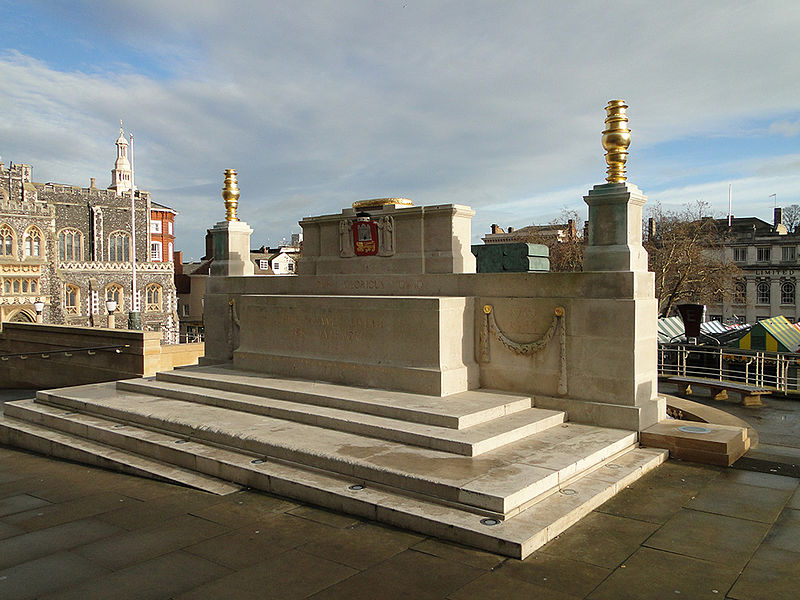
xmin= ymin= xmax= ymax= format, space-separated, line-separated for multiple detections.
xmin=0 ymin=102 xmax=749 ymax=559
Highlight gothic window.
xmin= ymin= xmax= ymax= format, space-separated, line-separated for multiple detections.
xmin=108 ymin=231 xmax=130 ymax=262
xmin=30 ymin=280 xmax=37 ymax=293
xmin=145 ymin=283 xmax=162 ymax=311
xmin=734 ymin=282 xmax=746 ymax=304
xmin=0 ymin=224 xmax=15 ymax=257
xmin=2 ymin=280 xmax=9 ymax=294
xmin=58 ymin=229 xmax=83 ymax=261
xmin=757 ymin=282 xmax=770 ymax=305
xmin=782 ymin=282 xmax=795 ymax=305
xmin=105 ymin=284 xmax=123 ymax=311
xmin=24 ymin=227 xmax=42 ymax=257
xmin=65 ymin=284 xmax=80 ymax=314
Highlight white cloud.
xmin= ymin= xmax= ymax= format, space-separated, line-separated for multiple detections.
xmin=1 ymin=2 xmax=800 ymax=256
xmin=769 ymin=119 xmax=800 ymax=137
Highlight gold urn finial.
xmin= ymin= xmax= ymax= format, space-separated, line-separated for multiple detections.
xmin=602 ymin=100 xmax=631 ymax=183
xmin=222 ymin=168 xmax=240 ymax=221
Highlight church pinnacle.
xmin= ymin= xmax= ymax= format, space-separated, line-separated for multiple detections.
xmin=109 ymin=120 xmax=132 ymax=195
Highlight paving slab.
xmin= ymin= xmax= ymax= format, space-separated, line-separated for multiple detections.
xmin=0 ymin=493 xmax=51 ymax=517
xmin=176 ymin=549 xmax=358 ymax=600
xmin=188 ymin=490 xmax=299 ymax=528
xmin=587 ymin=546 xmax=740 ymax=600
xmin=0 ymin=517 xmax=123 ymax=570
xmin=39 ymin=550 xmax=232 ymax=600
xmin=1 ymin=490 xmax=141 ymax=532
xmin=537 ymin=511 xmax=659 ymax=569
xmin=686 ymin=479 xmax=794 ymax=523
xmin=299 ymin=521 xmax=425 ymax=570
xmin=96 ymin=487 xmax=224 ymax=530
xmin=789 ymin=486 xmax=800 ymax=510
xmin=449 ymin=569 xmax=580 ymax=600
xmin=304 ymin=548 xmax=483 ymax=600
xmin=287 ymin=505 xmax=363 ymax=529
xmin=0 ymin=551 xmax=110 ymax=600
xmin=409 ymin=538 xmax=506 ymax=570
xmin=596 ymin=461 xmax=721 ymax=524
xmin=72 ymin=513 xmax=229 ymax=570
xmin=182 ymin=517 xmax=330 ymax=570
xmin=715 ymin=467 xmax=800 ymax=491
xmin=727 ymin=544 xmax=800 ymax=600
xmin=643 ymin=508 xmax=770 ymax=569
xmin=500 ymin=550 xmax=610 ymax=598
xmin=761 ymin=506 xmax=800 ymax=553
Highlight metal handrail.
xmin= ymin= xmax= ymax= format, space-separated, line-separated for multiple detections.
xmin=0 ymin=344 xmax=131 ymax=360
xmin=658 ymin=342 xmax=800 ymax=393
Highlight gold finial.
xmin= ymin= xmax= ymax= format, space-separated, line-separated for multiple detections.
xmin=352 ymin=197 xmax=413 ymax=210
xmin=602 ymin=100 xmax=631 ymax=183
xmin=222 ymin=168 xmax=240 ymax=221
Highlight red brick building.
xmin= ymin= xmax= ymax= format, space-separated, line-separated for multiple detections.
xmin=149 ymin=202 xmax=176 ymax=262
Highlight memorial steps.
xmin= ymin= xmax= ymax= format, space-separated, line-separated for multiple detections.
xmin=0 ymin=364 xmax=667 ymax=558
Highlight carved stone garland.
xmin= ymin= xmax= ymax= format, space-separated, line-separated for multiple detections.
xmin=480 ymin=305 xmax=567 ymax=395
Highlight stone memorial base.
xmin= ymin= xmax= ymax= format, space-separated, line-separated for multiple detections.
xmin=233 ymin=295 xmax=478 ymax=396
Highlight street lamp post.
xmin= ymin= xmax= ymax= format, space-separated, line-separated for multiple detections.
xmin=33 ymin=301 xmax=44 ymax=323
xmin=106 ymin=299 xmax=118 ymax=329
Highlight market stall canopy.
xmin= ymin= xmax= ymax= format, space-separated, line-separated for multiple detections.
xmin=737 ymin=315 xmax=800 ymax=353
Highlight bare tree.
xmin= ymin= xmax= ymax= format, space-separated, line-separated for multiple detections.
xmin=645 ymin=201 xmax=740 ymax=317
xmin=547 ymin=209 xmax=584 ymax=272
xmin=783 ymin=204 xmax=800 ymax=233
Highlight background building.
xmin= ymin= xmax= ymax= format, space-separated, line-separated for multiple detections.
xmin=708 ymin=208 xmax=800 ymax=323
xmin=0 ymin=128 xmax=179 ymax=341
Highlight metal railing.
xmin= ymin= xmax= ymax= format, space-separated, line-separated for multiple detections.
xmin=0 ymin=344 xmax=130 ymax=361
xmin=658 ymin=343 xmax=800 ymax=393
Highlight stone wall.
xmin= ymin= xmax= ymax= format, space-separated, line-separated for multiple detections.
xmin=0 ymin=322 xmax=204 ymax=388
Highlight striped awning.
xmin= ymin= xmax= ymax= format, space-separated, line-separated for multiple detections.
xmin=738 ymin=315 xmax=800 ymax=353
xmin=658 ymin=317 xmax=748 ymax=344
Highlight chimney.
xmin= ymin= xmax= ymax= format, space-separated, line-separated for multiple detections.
xmin=775 ymin=207 xmax=784 ymax=228
xmin=90 ymin=177 xmax=96 ymax=189
xmin=490 ymin=224 xmax=501 ymax=234
xmin=173 ymin=250 xmax=183 ymax=274
xmin=507 ymin=226 xmax=514 ymax=233
xmin=648 ymin=217 xmax=656 ymax=240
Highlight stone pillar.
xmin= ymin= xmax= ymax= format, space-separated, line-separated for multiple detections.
xmin=770 ymin=278 xmax=781 ymax=316
xmin=574 ymin=100 xmax=663 ymax=430
xmin=583 ymin=182 xmax=648 ymax=272
xmin=745 ymin=279 xmax=756 ymax=323
xmin=209 ymin=169 xmax=254 ymax=277
xmin=209 ymin=220 xmax=254 ymax=276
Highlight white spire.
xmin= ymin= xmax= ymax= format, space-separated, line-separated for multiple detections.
xmin=109 ymin=119 xmax=132 ymax=195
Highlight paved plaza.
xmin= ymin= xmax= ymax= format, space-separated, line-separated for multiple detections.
xmin=1 ymin=435 xmax=799 ymax=599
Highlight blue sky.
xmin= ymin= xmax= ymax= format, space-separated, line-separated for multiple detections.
xmin=1 ymin=1 xmax=799 ymax=259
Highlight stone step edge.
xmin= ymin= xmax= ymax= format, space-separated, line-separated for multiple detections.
xmin=0 ymin=406 xmax=668 ymax=559
xmin=16 ymin=396 xmax=519 ymax=515
xmin=24 ymin=393 xmax=633 ymax=516
xmin=154 ymin=368 xmax=532 ymax=429
xmin=6 ymin=399 xmax=514 ymax=521
xmin=118 ymin=378 xmax=564 ymax=457
xmin=502 ymin=442 xmax=638 ymax=520
xmin=0 ymin=416 xmax=242 ymax=496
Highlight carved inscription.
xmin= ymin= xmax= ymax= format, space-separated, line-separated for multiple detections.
xmin=340 ymin=279 xmax=385 ymax=290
